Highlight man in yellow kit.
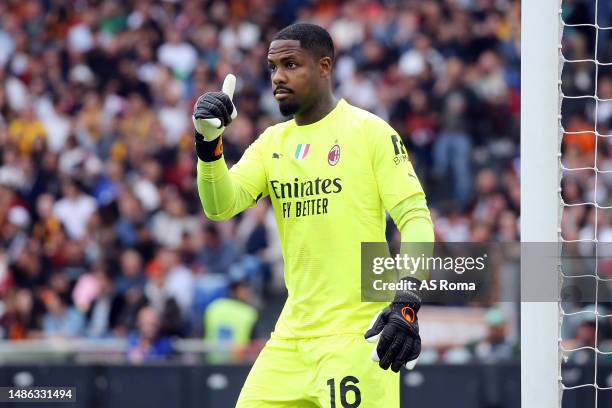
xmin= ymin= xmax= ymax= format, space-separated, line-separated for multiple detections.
xmin=193 ymin=23 xmax=434 ymax=408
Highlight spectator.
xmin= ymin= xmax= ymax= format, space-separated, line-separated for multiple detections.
xmin=41 ymin=290 xmax=85 ymax=338
xmin=151 ymin=193 xmax=198 ymax=249
xmin=126 ymin=306 xmax=173 ymax=363
xmin=116 ymin=249 xmax=147 ymax=295
xmin=204 ymin=276 xmax=259 ymax=363
xmin=198 ymin=224 xmax=237 ymax=275
xmin=118 ymin=93 xmax=156 ymax=141
xmin=114 ymin=192 xmax=147 ymax=247
xmin=465 ymin=308 xmax=517 ymax=363
xmin=2 ymin=206 xmax=29 ymax=260
xmin=0 ymin=288 xmax=44 ymax=340
xmin=7 ymin=106 xmax=46 ymax=156
xmin=564 ymin=311 xmax=612 ymax=365
xmin=157 ymin=28 xmax=198 ymax=80
xmin=432 ymin=57 xmax=476 ymax=206
xmin=158 ymin=86 xmax=189 ymax=146
xmin=53 ymin=179 xmax=97 ymax=240
xmin=156 ymin=248 xmax=194 ymax=317
xmin=85 ymin=270 xmax=125 ymax=338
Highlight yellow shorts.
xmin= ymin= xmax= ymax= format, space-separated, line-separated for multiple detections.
xmin=236 ymin=334 xmax=399 ymax=408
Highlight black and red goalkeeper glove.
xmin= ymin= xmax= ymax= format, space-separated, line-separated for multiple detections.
xmin=364 ymin=282 xmax=421 ymax=372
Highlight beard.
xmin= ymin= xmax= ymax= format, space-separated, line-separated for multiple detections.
xmin=278 ymin=100 xmax=300 ymax=117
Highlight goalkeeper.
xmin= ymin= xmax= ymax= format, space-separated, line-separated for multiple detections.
xmin=194 ymin=23 xmax=434 ymax=408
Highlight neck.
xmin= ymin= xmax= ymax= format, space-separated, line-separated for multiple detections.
xmin=294 ymin=91 xmax=337 ymax=126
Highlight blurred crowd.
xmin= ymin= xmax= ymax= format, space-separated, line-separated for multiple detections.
xmin=0 ymin=0 xmax=527 ymax=363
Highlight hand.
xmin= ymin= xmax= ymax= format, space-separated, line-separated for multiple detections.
xmin=364 ymin=292 xmax=421 ymax=372
xmin=192 ymin=74 xmax=238 ymax=142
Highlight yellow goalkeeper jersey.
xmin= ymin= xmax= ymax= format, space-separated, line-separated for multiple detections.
xmin=201 ymin=99 xmax=427 ymax=338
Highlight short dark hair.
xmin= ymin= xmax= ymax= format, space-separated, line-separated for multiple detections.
xmin=272 ymin=23 xmax=334 ymax=62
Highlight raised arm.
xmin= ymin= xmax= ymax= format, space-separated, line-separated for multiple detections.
xmin=193 ymin=74 xmax=268 ymax=221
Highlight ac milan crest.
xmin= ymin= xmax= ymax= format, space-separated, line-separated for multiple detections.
xmin=328 ymin=144 xmax=340 ymax=166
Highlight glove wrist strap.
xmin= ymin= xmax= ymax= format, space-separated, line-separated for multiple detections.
xmin=392 ymin=277 xmax=422 ymax=312
xmin=195 ymin=131 xmax=223 ymax=162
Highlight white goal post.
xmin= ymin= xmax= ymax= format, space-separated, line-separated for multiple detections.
xmin=520 ymin=0 xmax=562 ymax=407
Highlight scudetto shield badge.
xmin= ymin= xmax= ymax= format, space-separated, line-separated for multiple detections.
xmin=328 ymin=144 xmax=340 ymax=166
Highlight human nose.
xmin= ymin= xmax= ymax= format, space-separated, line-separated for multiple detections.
xmin=272 ymin=67 xmax=287 ymax=86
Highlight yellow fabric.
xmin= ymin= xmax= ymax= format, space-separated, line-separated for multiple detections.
xmin=390 ymin=194 xmax=435 ymax=282
xmin=205 ymin=298 xmax=258 ymax=345
xmin=8 ymin=119 xmax=47 ymax=155
xmin=390 ymin=194 xmax=434 ymax=243
xmin=119 ymin=112 xmax=155 ymax=139
xmin=197 ymin=99 xmax=432 ymax=338
xmin=204 ymin=297 xmax=258 ymax=363
xmin=236 ymin=335 xmax=399 ymax=408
